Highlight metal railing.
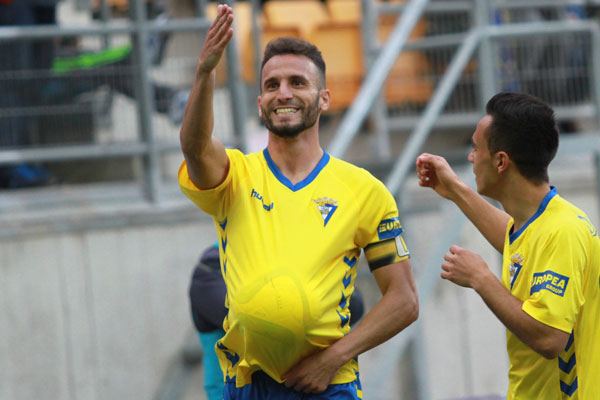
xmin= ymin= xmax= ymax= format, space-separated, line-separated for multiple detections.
xmin=0 ymin=1 xmax=247 ymax=202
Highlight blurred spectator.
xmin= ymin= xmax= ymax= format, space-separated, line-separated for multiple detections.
xmin=0 ymin=0 xmax=61 ymax=188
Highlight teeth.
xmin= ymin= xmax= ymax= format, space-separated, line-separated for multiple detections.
xmin=275 ymin=108 xmax=297 ymax=115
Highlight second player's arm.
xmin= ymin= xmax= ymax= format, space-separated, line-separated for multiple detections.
xmin=444 ymin=246 xmax=570 ymax=359
xmin=180 ymin=5 xmax=232 ymax=190
xmin=416 ymin=153 xmax=509 ymax=253
xmin=447 ymin=179 xmax=509 ymax=253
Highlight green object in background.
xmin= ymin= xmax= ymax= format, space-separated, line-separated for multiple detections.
xmin=52 ymin=44 xmax=131 ymax=73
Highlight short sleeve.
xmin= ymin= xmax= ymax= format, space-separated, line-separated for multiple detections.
xmin=355 ymin=175 xmax=405 ymax=249
xmin=522 ymin=226 xmax=587 ymax=333
xmin=178 ymin=149 xmax=243 ymax=218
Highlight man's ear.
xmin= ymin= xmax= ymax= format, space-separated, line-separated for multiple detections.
xmin=319 ymin=88 xmax=331 ymax=112
xmin=257 ymin=96 xmax=263 ymax=117
xmin=496 ymin=151 xmax=510 ymax=173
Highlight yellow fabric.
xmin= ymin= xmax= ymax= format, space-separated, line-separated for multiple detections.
xmin=179 ymin=148 xmax=408 ymax=388
xmin=502 ymin=188 xmax=600 ymax=400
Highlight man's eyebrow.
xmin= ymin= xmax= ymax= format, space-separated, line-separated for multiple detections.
xmin=263 ymin=77 xmax=278 ymax=86
xmin=289 ymin=74 xmax=309 ymax=81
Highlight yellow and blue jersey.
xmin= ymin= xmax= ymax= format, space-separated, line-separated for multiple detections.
xmin=179 ymin=148 xmax=409 ymax=388
xmin=502 ymin=187 xmax=600 ymax=399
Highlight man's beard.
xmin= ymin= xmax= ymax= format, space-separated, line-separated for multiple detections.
xmin=261 ymin=95 xmax=320 ymax=138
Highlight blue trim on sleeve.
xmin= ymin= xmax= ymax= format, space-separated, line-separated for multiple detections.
xmin=509 ymin=187 xmax=557 ymax=245
xmin=263 ymin=148 xmax=330 ymax=192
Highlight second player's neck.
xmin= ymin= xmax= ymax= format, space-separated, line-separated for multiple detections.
xmin=267 ymin=133 xmax=324 ymax=185
xmin=502 ymin=182 xmax=552 ymax=232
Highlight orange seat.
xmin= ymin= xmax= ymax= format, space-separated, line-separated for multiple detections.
xmin=262 ymin=0 xmax=330 ymax=38
xmin=384 ymin=52 xmax=433 ymax=106
xmin=309 ymin=22 xmax=364 ymax=112
xmin=327 ymin=0 xmax=362 ymax=24
xmin=376 ymin=0 xmax=432 ymax=106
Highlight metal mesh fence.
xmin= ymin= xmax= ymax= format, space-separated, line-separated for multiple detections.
xmin=0 ymin=0 xmax=598 ymax=192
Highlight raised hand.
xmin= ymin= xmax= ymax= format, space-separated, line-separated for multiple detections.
xmin=416 ymin=153 xmax=462 ymax=200
xmin=197 ymin=4 xmax=234 ymax=74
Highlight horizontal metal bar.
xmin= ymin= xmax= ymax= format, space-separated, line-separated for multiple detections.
xmin=387 ymin=112 xmax=482 ymax=131
xmin=403 ymin=33 xmax=467 ymax=50
xmin=490 ymin=0 xmax=587 ymax=9
xmin=387 ymin=105 xmax=597 ymax=131
xmin=484 ymin=19 xmax=599 ymax=38
xmin=0 ymin=18 xmax=211 ymax=40
xmin=0 ymin=142 xmax=149 ymax=164
xmin=378 ymin=0 xmax=472 ymax=14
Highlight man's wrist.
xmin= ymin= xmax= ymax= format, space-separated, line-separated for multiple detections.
xmin=442 ymin=177 xmax=466 ymax=203
xmin=326 ymin=340 xmax=354 ymax=369
xmin=472 ymin=267 xmax=496 ymax=295
xmin=195 ymin=67 xmax=215 ymax=81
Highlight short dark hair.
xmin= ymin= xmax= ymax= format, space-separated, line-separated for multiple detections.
xmin=260 ymin=37 xmax=326 ymax=87
xmin=485 ymin=92 xmax=559 ymax=183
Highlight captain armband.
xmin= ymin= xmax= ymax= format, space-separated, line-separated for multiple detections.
xmin=364 ymin=236 xmax=410 ymax=272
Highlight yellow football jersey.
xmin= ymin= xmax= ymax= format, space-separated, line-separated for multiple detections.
xmin=502 ymin=187 xmax=600 ymax=399
xmin=179 ymin=148 xmax=409 ymax=388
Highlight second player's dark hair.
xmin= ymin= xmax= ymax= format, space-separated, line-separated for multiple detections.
xmin=485 ymin=92 xmax=559 ymax=183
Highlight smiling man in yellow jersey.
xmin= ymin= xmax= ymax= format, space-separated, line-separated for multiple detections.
xmin=178 ymin=5 xmax=418 ymax=399
xmin=416 ymin=92 xmax=600 ymax=399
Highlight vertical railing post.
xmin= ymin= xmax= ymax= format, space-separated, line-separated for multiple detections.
xmin=194 ymin=0 xmax=207 ymax=17
xmin=130 ymin=0 xmax=161 ymax=202
xmin=225 ymin=0 xmax=248 ymax=152
xmin=361 ymin=0 xmax=391 ymax=160
xmin=589 ymin=26 xmax=600 ymax=217
xmin=476 ymin=0 xmax=496 ymax=110
xmin=250 ymin=0 xmax=263 ymax=99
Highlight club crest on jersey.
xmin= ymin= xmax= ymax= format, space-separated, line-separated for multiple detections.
xmin=313 ymin=197 xmax=338 ymax=226
xmin=530 ymin=270 xmax=569 ymax=297
xmin=378 ymin=217 xmax=402 ymax=240
xmin=509 ymin=253 xmax=524 ymax=290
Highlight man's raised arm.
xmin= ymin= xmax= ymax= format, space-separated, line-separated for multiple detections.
xmin=180 ymin=4 xmax=233 ymax=190
xmin=416 ymin=153 xmax=509 ymax=253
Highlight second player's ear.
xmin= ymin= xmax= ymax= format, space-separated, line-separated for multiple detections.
xmin=496 ymin=151 xmax=509 ymax=173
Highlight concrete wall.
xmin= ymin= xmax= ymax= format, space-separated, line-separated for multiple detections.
xmin=1 ymin=216 xmax=215 ymax=400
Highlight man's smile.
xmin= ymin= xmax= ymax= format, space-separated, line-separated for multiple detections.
xmin=274 ymin=107 xmax=299 ymax=115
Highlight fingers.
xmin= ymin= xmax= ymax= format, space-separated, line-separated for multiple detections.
xmin=416 ymin=153 xmax=438 ymax=187
xmin=449 ymin=244 xmax=462 ymax=254
xmin=443 ymin=252 xmax=453 ymax=263
xmin=208 ymin=5 xmax=233 ymax=45
xmin=198 ymin=5 xmax=234 ymax=73
xmin=441 ymin=261 xmax=451 ymax=272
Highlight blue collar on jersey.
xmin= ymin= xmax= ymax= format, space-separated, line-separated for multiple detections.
xmin=509 ymin=186 xmax=557 ymax=245
xmin=263 ymin=148 xmax=330 ymax=192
